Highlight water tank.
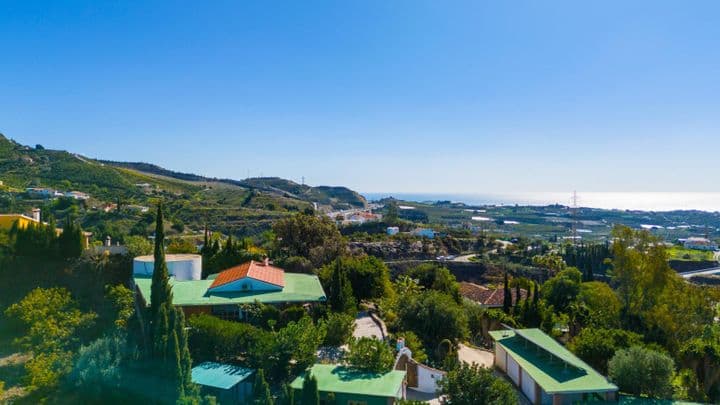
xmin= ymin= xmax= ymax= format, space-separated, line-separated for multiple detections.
xmin=133 ymin=254 xmax=202 ymax=281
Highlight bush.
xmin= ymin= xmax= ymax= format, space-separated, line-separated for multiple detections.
xmin=568 ymin=328 xmax=643 ymax=374
xmin=609 ymin=346 xmax=675 ymax=398
xmin=396 ymin=291 xmax=468 ymax=350
xmin=322 ymin=312 xmax=354 ymax=346
xmin=346 ymin=337 xmax=394 ymax=373
xmin=439 ymin=362 xmax=517 ymax=404
xmin=187 ymin=314 xmax=270 ymax=363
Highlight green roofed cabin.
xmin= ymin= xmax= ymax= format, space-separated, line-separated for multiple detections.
xmin=489 ymin=328 xmax=618 ymax=405
xmin=191 ymin=362 xmax=254 ymax=403
xmin=133 ymin=259 xmax=326 ymax=320
xmin=290 ymin=364 xmax=407 ymax=405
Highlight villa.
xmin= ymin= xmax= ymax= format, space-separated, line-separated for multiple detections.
xmin=133 ymin=259 xmax=327 ymax=320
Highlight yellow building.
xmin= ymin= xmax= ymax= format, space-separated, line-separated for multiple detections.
xmin=0 ymin=209 xmax=92 ymax=247
xmin=0 ymin=213 xmax=40 ymax=231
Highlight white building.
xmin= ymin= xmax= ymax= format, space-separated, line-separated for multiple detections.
xmin=65 ymin=191 xmax=90 ymax=200
xmin=387 ymin=226 xmax=400 ymax=236
xmin=683 ymin=237 xmax=718 ymax=251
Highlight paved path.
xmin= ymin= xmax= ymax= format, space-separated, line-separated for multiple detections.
xmin=353 ymin=312 xmax=384 ymax=340
xmin=457 ymin=343 xmax=494 ymax=368
xmin=407 ymin=389 xmax=442 ymax=404
xmin=452 ymin=254 xmax=476 ymax=262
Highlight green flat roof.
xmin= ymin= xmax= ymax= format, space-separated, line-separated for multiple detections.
xmin=134 ymin=273 xmax=326 ymax=306
xmin=191 ymin=362 xmax=254 ymax=389
xmin=489 ymin=328 xmax=617 ymax=394
xmin=290 ymin=364 xmax=405 ymax=398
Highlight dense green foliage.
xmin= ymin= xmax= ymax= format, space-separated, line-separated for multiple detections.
xmin=568 ymin=328 xmax=643 ymax=374
xmin=319 ymin=255 xmax=392 ymax=302
xmin=300 ymin=372 xmax=319 ymax=405
xmin=439 ymin=363 xmax=517 ymax=405
xmin=609 ymin=346 xmax=675 ymax=398
xmin=8 ymin=217 xmax=84 ymax=259
xmin=187 ymin=314 xmax=326 ymax=382
xmin=272 ymin=213 xmax=346 ymax=268
xmin=325 ymin=258 xmax=357 ymax=314
xmin=322 ymin=312 xmax=354 ymax=346
xmin=396 ymin=290 xmax=468 ymax=352
xmin=5 ymin=287 xmax=97 ymax=391
xmin=346 ymin=337 xmax=395 ymax=373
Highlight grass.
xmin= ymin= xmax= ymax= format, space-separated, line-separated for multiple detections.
xmin=666 ymin=246 xmax=716 ymax=262
xmin=0 ymin=322 xmax=31 ymax=403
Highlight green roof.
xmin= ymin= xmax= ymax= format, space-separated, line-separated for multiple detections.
xmin=489 ymin=328 xmax=617 ymax=394
xmin=191 ymin=362 xmax=254 ymax=389
xmin=133 ymin=273 xmax=326 ymax=306
xmin=290 ymin=364 xmax=405 ymax=398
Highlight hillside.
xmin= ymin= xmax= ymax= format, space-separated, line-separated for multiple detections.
xmin=0 ymin=134 xmax=366 ymax=238
xmin=102 ymin=161 xmax=367 ymax=209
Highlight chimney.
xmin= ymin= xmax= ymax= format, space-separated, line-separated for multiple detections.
xmin=31 ymin=208 xmax=41 ymax=222
xmin=106 ymin=236 xmax=112 ymax=247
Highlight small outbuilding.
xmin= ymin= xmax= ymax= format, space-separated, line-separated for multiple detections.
xmin=291 ymin=364 xmax=406 ymax=405
xmin=191 ymin=362 xmax=254 ymax=403
xmin=490 ymin=328 xmax=618 ymax=404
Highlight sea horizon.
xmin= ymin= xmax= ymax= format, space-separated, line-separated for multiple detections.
xmin=362 ymin=192 xmax=720 ymax=213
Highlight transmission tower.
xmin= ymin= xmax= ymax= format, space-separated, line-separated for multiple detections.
xmin=571 ymin=191 xmax=579 ymax=246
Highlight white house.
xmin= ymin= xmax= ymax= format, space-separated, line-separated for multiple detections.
xmin=683 ymin=237 xmax=718 ymax=251
xmin=387 ymin=226 xmax=400 ymax=235
xmin=65 ymin=191 xmax=90 ymax=200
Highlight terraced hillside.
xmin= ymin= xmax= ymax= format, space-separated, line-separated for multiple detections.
xmin=0 ymin=134 xmax=365 ymax=239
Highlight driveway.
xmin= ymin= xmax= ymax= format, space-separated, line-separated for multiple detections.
xmin=407 ymin=389 xmax=442 ymax=404
xmin=353 ymin=312 xmax=384 ymax=340
xmin=457 ymin=343 xmax=494 ymax=368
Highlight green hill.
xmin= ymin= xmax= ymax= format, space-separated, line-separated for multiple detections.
xmin=0 ymin=134 xmax=365 ymax=239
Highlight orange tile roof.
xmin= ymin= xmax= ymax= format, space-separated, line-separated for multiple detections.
xmin=459 ymin=282 xmax=526 ymax=307
xmin=209 ymin=260 xmax=285 ymax=289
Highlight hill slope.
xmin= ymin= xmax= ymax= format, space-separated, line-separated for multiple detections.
xmin=0 ymin=134 xmax=366 ymax=238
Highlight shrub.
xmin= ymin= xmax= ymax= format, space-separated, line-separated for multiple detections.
xmin=346 ymin=337 xmax=394 ymax=373
xmin=568 ymin=328 xmax=643 ymax=374
xmin=439 ymin=362 xmax=517 ymax=404
xmin=322 ymin=312 xmax=354 ymax=346
xmin=608 ymin=346 xmax=675 ymax=398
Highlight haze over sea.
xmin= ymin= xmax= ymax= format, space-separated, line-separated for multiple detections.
xmin=363 ymin=192 xmax=720 ymax=213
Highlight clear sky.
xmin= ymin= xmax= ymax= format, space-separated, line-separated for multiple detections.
xmin=1 ymin=1 xmax=719 ymax=193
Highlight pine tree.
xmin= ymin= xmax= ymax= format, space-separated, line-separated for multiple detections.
xmin=301 ymin=373 xmax=319 ymax=405
xmin=253 ymin=369 xmax=273 ymax=405
xmin=150 ymin=203 xmax=173 ymax=322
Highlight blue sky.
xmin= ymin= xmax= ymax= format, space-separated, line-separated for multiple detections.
xmin=1 ymin=1 xmax=719 ymax=192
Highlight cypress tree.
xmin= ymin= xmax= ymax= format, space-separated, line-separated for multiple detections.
xmin=301 ymin=373 xmax=319 ymax=405
xmin=253 ymin=369 xmax=273 ymax=405
xmin=150 ymin=203 xmax=173 ymax=321
xmin=514 ymin=283 xmax=521 ymax=308
xmin=279 ymin=384 xmax=294 ymax=405
xmin=170 ymin=330 xmax=184 ymax=399
xmin=153 ymin=303 xmax=170 ymax=360
xmin=329 ymin=259 xmax=356 ymax=314
xmin=502 ymin=271 xmax=511 ymax=313
xmin=175 ymin=308 xmax=193 ymax=395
